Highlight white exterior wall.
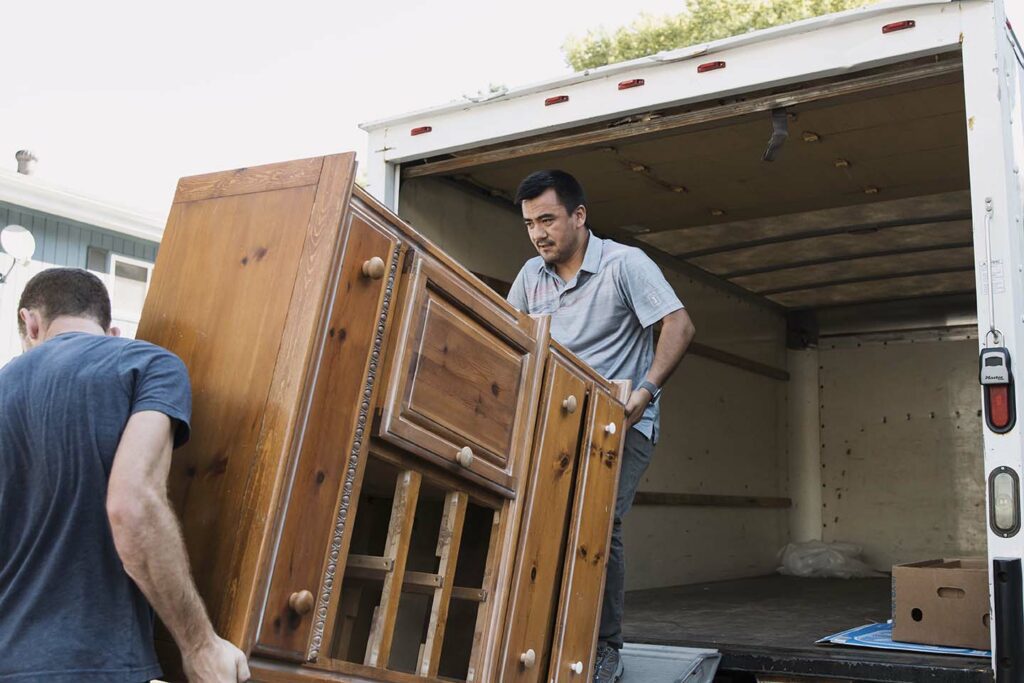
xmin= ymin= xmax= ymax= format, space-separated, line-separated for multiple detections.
xmin=0 ymin=257 xmax=152 ymax=367
xmin=0 ymin=260 xmax=48 ymax=366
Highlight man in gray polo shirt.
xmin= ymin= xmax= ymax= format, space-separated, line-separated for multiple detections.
xmin=507 ymin=170 xmax=695 ymax=683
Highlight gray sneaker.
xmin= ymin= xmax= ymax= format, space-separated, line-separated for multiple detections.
xmin=593 ymin=644 xmax=624 ymax=682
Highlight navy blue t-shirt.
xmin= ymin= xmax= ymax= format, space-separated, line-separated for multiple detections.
xmin=0 ymin=332 xmax=191 ymax=682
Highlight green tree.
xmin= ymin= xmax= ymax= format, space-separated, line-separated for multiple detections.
xmin=563 ymin=0 xmax=880 ymax=71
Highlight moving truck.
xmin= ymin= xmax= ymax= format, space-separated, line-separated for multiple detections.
xmin=359 ymin=1 xmax=1024 ymax=680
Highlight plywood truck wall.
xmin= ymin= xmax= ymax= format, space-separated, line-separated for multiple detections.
xmin=818 ymin=337 xmax=986 ymax=569
xmin=398 ymin=177 xmax=790 ymax=590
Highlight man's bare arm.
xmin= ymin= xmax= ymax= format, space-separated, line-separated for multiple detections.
xmin=625 ymin=308 xmax=696 ymax=427
xmin=106 ymin=410 xmax=249 ymax=682
xmin=645 ymin=308 xmax=695 ymax=388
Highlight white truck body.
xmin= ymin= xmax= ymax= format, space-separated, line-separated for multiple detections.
xmin=362 ymin=1 xmax=1024 ymax=679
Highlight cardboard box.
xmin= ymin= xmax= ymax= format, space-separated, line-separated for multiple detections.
xmin=892 ymin=558 xmax=990 ymax=650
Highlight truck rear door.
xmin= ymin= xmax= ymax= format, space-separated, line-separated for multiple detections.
xmin=963 ymin=1 xmax=1024 ymax=679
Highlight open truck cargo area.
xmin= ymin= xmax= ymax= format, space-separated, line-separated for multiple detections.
xmin=362 ymin=1 xmax=1024 ymax=680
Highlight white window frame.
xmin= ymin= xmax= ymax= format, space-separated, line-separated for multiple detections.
xmin=107 ymin=253 xmax=153 ymax=325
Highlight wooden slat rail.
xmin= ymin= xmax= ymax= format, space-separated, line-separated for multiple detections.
xmin=419 ymin=491 xmax=469 ymax=677
xmin=688 ymin=342 xmax=789 ymax=381
xmin=634 ymin=491 xmax=792 ymax=509
xmin=343 ymin=566 xmax=488 ymax=602
xmin=364 ymin=470 xmax=422 ymax=668
xmin=452 ymin=587 xmax=488 ymax=603
xmin=345 ymin=565 xmax=440 ymax=590
xmin=346 ymin=554 xmax=395 ymax=573
xmin=469 ymin=510 xmax=502 ymax=678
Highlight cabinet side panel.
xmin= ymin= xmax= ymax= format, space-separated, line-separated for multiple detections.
xmin=501 ymin=357 xmax=587 ymax=683
xmin=548 ymin=390 xmax=624 ymax=683
xmin=256 ymin=210 xmax=402 ymax=659
xmin=138 ymin=154 xmax=356 ymax=658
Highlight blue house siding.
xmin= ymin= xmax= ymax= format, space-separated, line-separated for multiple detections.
xmin=0 ymin=201 xmax=159 ymax=267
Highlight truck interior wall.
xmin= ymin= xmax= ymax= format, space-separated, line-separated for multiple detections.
xmin=398 ymin=176 xmax=790 ymax=592
xmin=397 ymin=178 xmax=536 ymax=284
xmin=816 ymin=335 xmax=986 ymax=569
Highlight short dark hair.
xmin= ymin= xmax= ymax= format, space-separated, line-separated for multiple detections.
xmin=18 ymin=268 xmax=112 ymax=335
xmin=514 ymin=170 xmax=587 ymax=218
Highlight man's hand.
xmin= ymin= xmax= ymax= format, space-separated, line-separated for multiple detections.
xmin=624 ymin=387 xmax=653 ymax=429
xmin=107 ymin=412 xmax=245 ymax=682
xmin=183 ymin=636 xmax=250 ymax=683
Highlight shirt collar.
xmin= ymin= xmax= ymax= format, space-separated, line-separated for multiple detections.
xmin=538 ymin=230 xmax=604 ymax=277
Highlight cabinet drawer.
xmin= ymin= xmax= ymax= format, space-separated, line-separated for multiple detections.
xmin=378 ymin=253 xmax=543 ymax=496
xmin=501 ymin=355 xmax=588 ymax=683
xmin=255 ymin=203 xmax=404 ymax=660
xmin=548 ymin=389 xmax=625 ymax=683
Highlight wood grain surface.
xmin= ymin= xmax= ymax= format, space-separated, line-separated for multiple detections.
xmin=548 ymin=388 xmax=626 ymax=683
xmin=378 ymin=252 xmax=541 ymax=495
xmin=139 ymin=154 xmax=356 ymax=655
xmin=500 ymin=355 xmax=589 ymax=683
xmin=255 ymin=198 xmax=402 ymax=659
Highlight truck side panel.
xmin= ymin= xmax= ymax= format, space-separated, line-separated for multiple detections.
xmin=962 ymin=0 xmax=1024 ymax=673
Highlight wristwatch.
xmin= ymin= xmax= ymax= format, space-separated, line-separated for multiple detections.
xmin=638 ymin=379 xmax=662 ymax=403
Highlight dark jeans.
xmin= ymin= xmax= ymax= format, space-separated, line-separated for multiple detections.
xmin=598 ymin=427 xmax=654 ymax=650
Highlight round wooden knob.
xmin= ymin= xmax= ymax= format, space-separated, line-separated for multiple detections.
xmin=457 ymin=446 xmax=474 ymax=468
xmin=604 ymin=422 xmax=617 ymax=435
xmin=571 ymin=661 xmax=584 ymax=674
xmin=362 ymin=256 xmax=386 ymax=279
xmin=520 ymin=649 xmax=536 ymax=669
xmin=289 ymin=590 xmax=315 ymax=615
xmin=562 ymin=395 xmax=578 ymax=414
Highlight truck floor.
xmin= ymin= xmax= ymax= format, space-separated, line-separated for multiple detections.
xmin=622 ymin=575 xmax=993 ymax=682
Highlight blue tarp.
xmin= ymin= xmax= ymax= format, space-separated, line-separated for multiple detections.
xmin=817 ymin=622 xmax=991 ymax=658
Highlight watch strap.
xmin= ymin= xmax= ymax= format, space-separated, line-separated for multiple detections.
xmin=638 ymin=379 xmax=661 ymax=402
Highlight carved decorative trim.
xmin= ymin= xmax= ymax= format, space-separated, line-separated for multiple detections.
xmin=307 ymin=242 xmax=401 ymax=661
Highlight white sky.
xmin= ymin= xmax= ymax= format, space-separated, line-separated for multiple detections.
xmin=2 ymin=0 xmax=683 ymax=218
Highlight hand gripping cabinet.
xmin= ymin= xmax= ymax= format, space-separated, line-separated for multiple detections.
xmin=137 ymin=153 xmax=629 ymax=683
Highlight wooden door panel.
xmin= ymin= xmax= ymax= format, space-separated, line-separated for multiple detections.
xmin=500 ymin=356 xmax=588 ymax=683
xmin=409 ymin=296 xmax=523 ymax=459
xmin=379 ymin=254 xmax=541 ymax=496
xmin=548 ymin=389 xmax=625 ymax=683
xmin=255 ymin=206 xmax=403 ymax=660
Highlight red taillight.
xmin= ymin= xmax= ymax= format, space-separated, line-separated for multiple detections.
xmin=697 ymin=61 xmax=726 ymax=73
xmin=989 ymin=385 xmax=1012 ymax=430
xmin=545 ymin=95 xmax=569 ymax=106
xmin=882 ymin=20 xmax=916 ymax=34
xmin=618 ymin=78 xmax=645 ymax=90
xmin=410 ymin=126 xmax=432 ymax=136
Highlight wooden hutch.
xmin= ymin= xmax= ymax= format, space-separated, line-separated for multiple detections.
xmin=138 ymin=153 xmax=628 ymax=682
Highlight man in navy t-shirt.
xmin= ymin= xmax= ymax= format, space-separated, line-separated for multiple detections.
xmin=0 ymin=268 xmax=248 ymax=682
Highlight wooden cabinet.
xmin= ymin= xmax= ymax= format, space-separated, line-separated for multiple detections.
xmin=500 ymin=354 xmax=588 ymax=683
xmin=548 ymin=387 xmax=627 ymax=683
xmin=138 ymin=154 xmax=628 ymax=683
xmin=255 ymin=200 xmax=405 ymax=661
xmin=378 ymin=252 xmax=544 ymax=497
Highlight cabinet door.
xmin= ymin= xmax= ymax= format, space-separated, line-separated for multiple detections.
xmin=547 ymin=389 xmax=625 ymax=683
xmin=378 ymin=253 xmax=542 ymax=497
xmin=254 ymin=202 xmax=403 ymax=661
xmin=500 ymin=356 xmax=588 ymax=683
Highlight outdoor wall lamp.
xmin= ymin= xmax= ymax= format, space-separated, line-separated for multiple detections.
xmin=0 ymin=225 xmax=36 ymax=284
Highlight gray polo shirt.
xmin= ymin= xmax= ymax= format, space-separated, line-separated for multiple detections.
xmin=507 ymin=232 xmax=683 ymax=442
